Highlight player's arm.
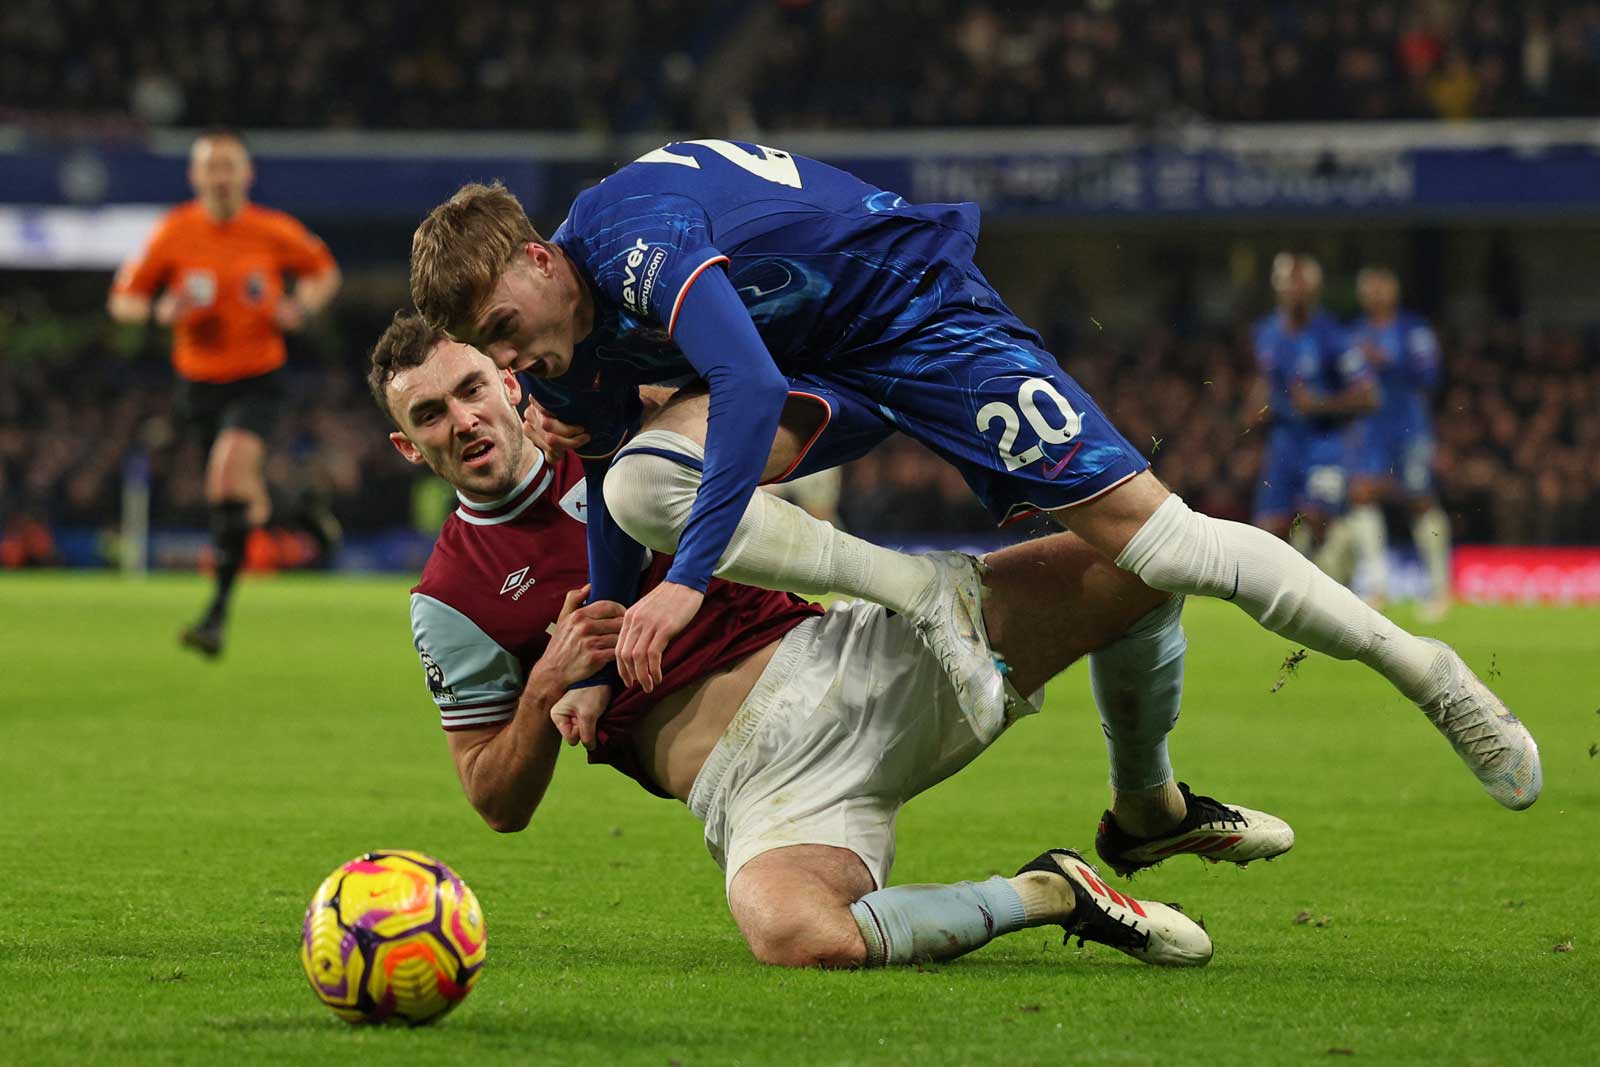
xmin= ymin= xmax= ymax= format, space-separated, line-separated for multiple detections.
xmin=1409 ymin=323 xmax=1443 ymax=394
xmin=612 ymin=270 xmax=788 ymax=690
xmin=658 ymin=267 xmax=788 ymax=592
xmin=445 ymin=587 xmax=624 ymax=832
xmin=565 ymin=451 xmax=647 ymax=705
xmin=107 ymin=218 xmax=174 ymax=324
xmin=107 ymin=290 xmax=153 ymax=324
xmin=1291 ymin=336 xmax=1378 ymax=418
xmin=285 ymin=263 xmax=341 ymax=316
xmin=1242 ymin=329 xmax=1275 ymax=430
xmin=273 ymin=215 xmax=342 ymax=331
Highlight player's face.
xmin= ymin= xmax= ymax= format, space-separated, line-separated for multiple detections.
xmin=188 ymin=137 xmax=253 ymax=220
xmin=1274 ymin=260 xmax=1321 ymax=315
xmin=468 ymin=247 xmax=579 ymax=380
xmin=1358 ymin=272 xmax=1399 ymax=317
xmin=387 ymin=341 xmax=531 ymax=500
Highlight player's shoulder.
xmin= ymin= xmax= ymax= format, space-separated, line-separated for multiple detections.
xmin=238 ymin=202 xmax=310 ymax=236
xmin=148 ymin=201 xmax=205 ymax=239
xmin=412 ymin=513 xmax=479 ymax=609
xmin=1253 ymin=312 xmax=1282 ymax=344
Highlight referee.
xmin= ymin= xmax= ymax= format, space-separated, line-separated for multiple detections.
xmin=109 ymin=130 xmax=341 ymax=656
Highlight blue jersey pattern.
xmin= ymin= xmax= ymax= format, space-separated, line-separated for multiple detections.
xmin=534 ymin=140 xmax=1150 ymax=620
xmin=535 ymin=140 xmax=980 ymax=454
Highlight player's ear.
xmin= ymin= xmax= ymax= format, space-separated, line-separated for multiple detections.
xmin=389 ymin=431 xmax=425 ymax=466
xmin=501 ymin=369 xmax=522 ymax=407
xmin=525 ymin=241 xmax=552 ymax=275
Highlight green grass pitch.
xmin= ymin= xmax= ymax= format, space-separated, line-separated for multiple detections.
xmin=2 ymin=572 xmax=1597 ymax=1065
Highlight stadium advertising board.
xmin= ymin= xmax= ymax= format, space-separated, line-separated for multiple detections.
xmin=1453 ymin=546 xmax=1600 ymax=605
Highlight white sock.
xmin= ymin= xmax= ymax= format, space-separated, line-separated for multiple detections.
xmin=1347 ymin=504 xmax=1388 ymax=598
xmin=1412 ymin=507 xmax=1452 ymax=600
xmin=1089 ymin=594 xmax=1185 ymax=792
xmin=603 ymin=430 xmax=935 ymax=614
xmin=849 ymin=878 xmax=1028 ymax=967
xmin=1118 ymin=495 xmax=1443 ymax=702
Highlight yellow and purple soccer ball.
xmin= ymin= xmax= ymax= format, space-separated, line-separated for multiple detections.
xmin=300 ymin=850 xmax=486 ymax=1026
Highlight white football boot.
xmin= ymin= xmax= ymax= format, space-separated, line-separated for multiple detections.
xmin=906 ymin=551 xmax=1010 ymax=744
xmin=1016 ymin=848 xmax=1213 ymax=967
xmin=1095 ymin=783 xmax=1295 ymax=877
xmin=1416 ymin=638 xmax=1542 ymax=810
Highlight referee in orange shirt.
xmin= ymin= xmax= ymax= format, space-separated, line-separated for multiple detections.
xmin=109 ymin=131 xmax=341 ymax=656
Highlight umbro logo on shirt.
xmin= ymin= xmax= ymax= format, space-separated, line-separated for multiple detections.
xmin=500 ymin=566 xmax=537 ymax=599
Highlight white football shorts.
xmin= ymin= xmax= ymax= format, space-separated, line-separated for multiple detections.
xmin=687 ymin=598 xmax=1041 ymax=893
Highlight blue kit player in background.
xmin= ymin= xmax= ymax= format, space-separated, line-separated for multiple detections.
xmin=409 ymin=139 xmax=1540 ymax=817
xmin=1343 ymin=266 xmax=1452 ymax=618
xmin=1246 ymin=253 xmax=1375 ymax=555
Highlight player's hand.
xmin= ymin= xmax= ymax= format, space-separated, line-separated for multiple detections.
xmin=536 ymin=585 xmax=625 ymax=688
xmin=153 ymin=290 xmax=194 ymax=327
xmin=550 ymin=684 xmax=612 ymax=749
xmin=617 ymin=581 xmax=704 ymax=693
xmin=273 ymin=296 xmax=307 ymax=332
xmin=1289 ymin=381 xmax=1316 ymax=414
xmin=522 ymin=399 xmax=591 ymax=464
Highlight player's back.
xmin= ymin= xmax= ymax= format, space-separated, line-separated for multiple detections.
xmin=556 ymin=140 xmax=982 ymax=372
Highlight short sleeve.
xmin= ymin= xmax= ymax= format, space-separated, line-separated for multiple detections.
xmin=1406 ymin=322 xmax=1441 ymax=388
xmin=567 ymin=193 xmax=727 ymax=333
xmin=270 ymin=214 xmax=336 ymax=276
xmin=111 ymin=214 xmax=177 ymax=297
xmin=410 ymin=592 xmax=522 ymax=731
xmin=1334 ymin=330 xmax=1372 ymax=385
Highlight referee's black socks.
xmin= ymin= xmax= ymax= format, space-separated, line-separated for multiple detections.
xmin=204 ymin=498 xmax=253 ymax=626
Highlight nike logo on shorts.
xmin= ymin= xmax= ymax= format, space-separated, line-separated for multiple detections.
xmin=1039 ymin=441 xmax=1085 ymax=481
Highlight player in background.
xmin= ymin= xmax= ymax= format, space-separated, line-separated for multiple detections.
xmin=1342 ymin=267 xmax=1451 ymax=618
xmin=109 ymin=131 xmax=341 ymax=656
xmin=1244 ymin=253 xmax=1376 ymax=560
xmin=410 ymin=142 xmax=1539 ymax=813
xmin=371 ymin=318 xmax=1297 ymax=969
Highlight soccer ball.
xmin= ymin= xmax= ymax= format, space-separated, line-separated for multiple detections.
xmin=300 ymin=849 xmax=486 ymax=1025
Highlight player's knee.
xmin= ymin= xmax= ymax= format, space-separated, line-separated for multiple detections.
xmin=602 ymin=451 xmax=696 ymax=552
xmin=742 ymin=911 xmax=865 ymax=969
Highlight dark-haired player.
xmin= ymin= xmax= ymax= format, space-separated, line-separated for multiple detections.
xmin=368 ymin=315 xmax=1308 ymax=969
xmin=109 ymin=130 xmax=341 ymax=656
xmin=1342 ymin=267 xmax=1451 ymax=617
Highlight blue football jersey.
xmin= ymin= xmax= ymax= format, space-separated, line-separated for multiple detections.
xmin=1253 ymin=309 xmax=1362 ymax=433
xmin=531 ymin=139 xmax=982 ymax=453
xmin=1344 ymin=310 xmax=1440 ymax=438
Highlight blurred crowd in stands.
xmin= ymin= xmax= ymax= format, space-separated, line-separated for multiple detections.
xmin=758 ymin=0 xmax=1600 ymax=128
xmin=0 ymin=0 xmax=717 ymax=132
xmin=4 ymin=0 xmax=1597 ymax=132
xmin=4 ymin=286 xmax=1597 ymax=566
